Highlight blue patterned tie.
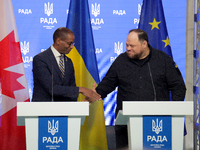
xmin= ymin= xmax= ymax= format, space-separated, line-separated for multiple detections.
xmin=59 ymin=54 xmax=65 ymax=78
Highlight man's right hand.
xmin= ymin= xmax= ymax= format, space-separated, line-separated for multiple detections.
xmin=79 ymin=86 xmax=101 ymax=103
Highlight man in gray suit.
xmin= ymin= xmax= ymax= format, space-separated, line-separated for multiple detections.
xmin=32 ymin=27 xmax=100 ymax=102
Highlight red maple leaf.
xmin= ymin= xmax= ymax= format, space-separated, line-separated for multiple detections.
xmin=0 ymin=31 xmax=25 ymax=99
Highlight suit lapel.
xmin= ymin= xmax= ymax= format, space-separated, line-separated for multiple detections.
xmin=47 ymin=48 xmax=63 ymax=80
xmin=63 ymin=55 xmax=68 ymax=80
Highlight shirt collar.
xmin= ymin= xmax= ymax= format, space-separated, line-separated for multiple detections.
xmin=51 ymin=45 xmax=60 ymax=58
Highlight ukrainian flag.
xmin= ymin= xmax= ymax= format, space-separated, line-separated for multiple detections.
xmin=66 ymin=0 xmax=108 ymax=149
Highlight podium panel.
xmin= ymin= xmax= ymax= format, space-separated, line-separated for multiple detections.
xmin=17 ymin=102 xmax=89 ymax=150
xmin=115 ymin=101 xmax=193 ymax=150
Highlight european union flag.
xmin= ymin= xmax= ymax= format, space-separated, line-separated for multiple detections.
xmin=138 ymin=0 xmax=173 ymax=58
xmin=138 ymin=0 xmax=187 ymax=136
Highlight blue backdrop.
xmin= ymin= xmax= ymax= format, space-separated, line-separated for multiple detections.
xmin=12 ymin=0 xmax=186 ymax=125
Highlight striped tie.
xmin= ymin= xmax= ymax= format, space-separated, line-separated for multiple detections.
xmin=59 ymin=54 xmax=65 ymax=78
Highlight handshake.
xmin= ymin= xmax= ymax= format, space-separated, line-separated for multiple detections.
xmin=79 ymin=83 xmax=102 ymax=104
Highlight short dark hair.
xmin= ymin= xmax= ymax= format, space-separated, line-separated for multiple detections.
xmin=53 ymin=27 xmax=73 ymax=43
xmin=129 ymin=29 xmax=148 ymax=44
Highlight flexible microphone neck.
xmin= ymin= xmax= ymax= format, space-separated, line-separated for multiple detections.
xmin=148 ymin=62 xmax=156 ymax=101
xmin=52 ymin=65 xmax=54 ymax=102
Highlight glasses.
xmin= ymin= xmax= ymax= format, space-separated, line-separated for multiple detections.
xmin=62 ymin=40 xmax=75 ymax=47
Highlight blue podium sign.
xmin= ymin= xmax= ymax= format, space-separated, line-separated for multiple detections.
xmin=38 ymin=116 xmax=68 ymax=150
xmin=143 ymin=116 xmax=171 ymax=150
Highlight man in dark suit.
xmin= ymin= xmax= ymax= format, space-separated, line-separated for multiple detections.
xmin=32 ymin=27 xmax=101 ymax=102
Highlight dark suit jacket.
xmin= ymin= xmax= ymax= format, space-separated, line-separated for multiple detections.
xmin=32 ymin=47 xmax=79 ymax=102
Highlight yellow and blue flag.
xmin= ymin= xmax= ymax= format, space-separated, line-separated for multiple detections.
xmin=66 ymin=0 xmax=108 ymax=149
xmin=138 ymin=0 xmax=173 ymax=58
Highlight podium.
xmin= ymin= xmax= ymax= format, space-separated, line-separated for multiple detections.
xmin=115 ymin=101 xmax=193 ymax=150
xmin=17 ymin=102 xmax=89 ymax=150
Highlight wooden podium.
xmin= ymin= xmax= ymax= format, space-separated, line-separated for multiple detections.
xmin=115 ymin=101 xmax=193 ymax=150
xmin=17 ymin=102 xmax=89 ymax=150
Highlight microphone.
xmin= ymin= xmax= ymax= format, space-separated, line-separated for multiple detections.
xmin=148 ymin=62 xmax=156 ymax=101
xmin=52 ymin=65 xmax=54 ymax=102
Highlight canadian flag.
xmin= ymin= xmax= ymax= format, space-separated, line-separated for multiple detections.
xmin=0 ymin=0 xmax=30 ymax=150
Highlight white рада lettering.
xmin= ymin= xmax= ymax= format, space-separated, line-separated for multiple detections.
xmin=147 ymin=135 xmax=168 ymax=143
xmin=91 ymin=18 xmax=104 ymax=25
xmin=134 ymin=18 xmax=140 ymax=24
xmin=110 ymin=57 xmax=117 ymax=62
xmin=23 ymin=56 xmax=33 ymax=63
xmin=113 ymin=10 xmax=126 ymax=15
xmin=40 ymin=18 xmax=57 ymax=24
xmin=18 ymin=9 xmax=32 ymax=14
xmin=95 ymin=48 xmax=103 ymax=54
xmin=43 ymin=136 xmax=63 ymax=144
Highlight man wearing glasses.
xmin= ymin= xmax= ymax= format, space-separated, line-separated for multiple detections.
xmin=32 ymin=27 xmax=101 ymax=102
